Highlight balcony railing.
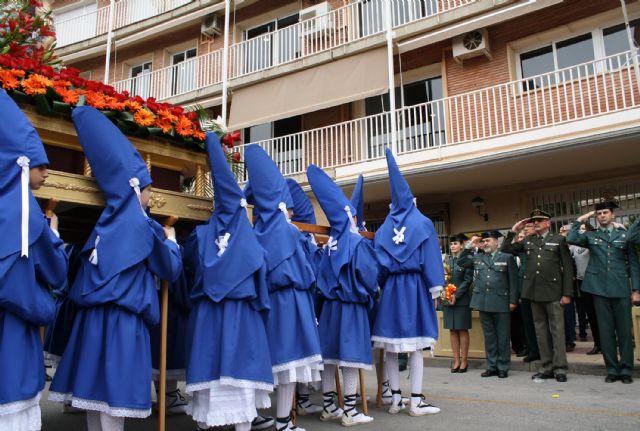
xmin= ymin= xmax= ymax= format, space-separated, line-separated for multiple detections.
xmin=233 ymin=50 xmax=640 ymax=179
xmin=112 ymin=0 xmax=474 ymax=100
xmin=54 ymin=0 xmax=192 ymax=47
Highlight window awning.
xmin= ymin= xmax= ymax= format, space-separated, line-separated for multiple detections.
xmin=228 ymin=47 xmax=388 ymax=130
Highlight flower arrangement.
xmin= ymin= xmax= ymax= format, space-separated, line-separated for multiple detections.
xmin=0 ymin=0 xmax=244 ymax=161
xmin=440 ymin=283 xmax=458 ymax=307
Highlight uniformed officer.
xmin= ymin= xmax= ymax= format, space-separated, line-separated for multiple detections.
xmin=458 ymin=231 xmax=519 ymax=378
xmin=502 ymin=209 xmax=574 ymax=382
xmin=443 ymin=234 xmax=474 ymax=373
xmin=568 ymin=202 xmax=640 ymax=384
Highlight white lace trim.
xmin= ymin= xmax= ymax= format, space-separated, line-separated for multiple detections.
xmin=0 ymin=392 xmax=41 ymax=416
xmin=272 ymin=354 xmax=323 ymax=373
xmin=371 ymin=336 xmax=437 ymax=353
xmin=322 ymin=359 xmax=372 ymax=370
xmin=47 ymin=392 xmax=151 ymax=418
xmin=272 ymin=355 xmax=323 ymax=386
xmin=186 ymin=377 xmax=273 ymax=394
xmin=0 ymin=403 xmax=40 ymax=431
xmin=44 ymin=353 xmax=61 ymax=366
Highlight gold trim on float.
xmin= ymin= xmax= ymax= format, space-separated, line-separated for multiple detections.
xmin=42 ymin=181 xmax=99 ymax=193
xmin=149 ymin=192 xmax=168 ymax=209
xmin=186 ymin=204 xmax=213 ymax=212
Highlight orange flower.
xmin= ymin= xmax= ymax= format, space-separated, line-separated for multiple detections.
xmin=124 ymin=99 xmax=142 ymax=112
xmin=134 ymin=108 xmax=155 ymax=127
xmin=83 ymin=90 xmax=108 ymax=109
xmin=52 ymin=79 xmax=72 ymax=91
xmin=156 ymin=109 xmax=178 ymax=123
xmin=192 ymin=128 xmax=206 ymax=141
xmin=0 ymin=69 xmax=24 ymax=90
xmin=55 ymin=87 xmax=79 ymax=105
xmin=21 ymin=73 xmax=53 ymax=95
xmin=155 ymin=116 xmax=174 ymax=134
xmin=104 ymin=95 xmax=125 ymax=111
xmin=175 ymin=115 xmax=194 ymax=137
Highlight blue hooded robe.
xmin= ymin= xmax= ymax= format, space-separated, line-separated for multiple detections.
xmin=0 ymin=89 xmax=68 ymax=429
xmin=371 ymin=149 xmax=444 ymax=353
xmin=49 ymin=107 xmax=183 ymax=418
xmin=245 ymin=145 xmax=322 ymax=385
xmin=184 ymin=134 xmax=273 ymax=427
xmin=307 ymin=165 xmax=378 ymax=369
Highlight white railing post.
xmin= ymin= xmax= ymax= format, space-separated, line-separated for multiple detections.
xmin=222 ymin=0 xmax=231 ymax=125
xmin=103 ymin=0 xmax=116 ymax=84
xmin=385 ymin=0 xmax=398 ymax=155
xmin=619 ymin=0 xmax=640 ymax=93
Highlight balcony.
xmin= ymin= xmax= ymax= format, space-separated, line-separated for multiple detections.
xmin=233 ymin=50 xmax=640 ymax=181
xmin=54 ymin=0 xmax=193 ymax=48
xmin=112 ymin=0 xmax=476 ymax=101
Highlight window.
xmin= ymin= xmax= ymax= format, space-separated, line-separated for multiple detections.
xmin=53 ymin=2 xmax=98 ymax=46
xmin=244 ymin=13 xmax=300 ymax=75
xmin=518 ymin=20 xmax=640 ymax=89
xmin=359 ymin=0 xmax=437 ymax=37
xmin=364 ymin=76 xmax=444 ymax=156
xmin=170 ymin=48 xmax=196 ymax=96
xmin=129 ymin=62 xmax=152 ymax=99
xmin=243 ymin=116 xmax=303 ymax=175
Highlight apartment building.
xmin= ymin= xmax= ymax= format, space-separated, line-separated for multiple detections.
xmin=48 ymin=0 xmax=640 ymax=242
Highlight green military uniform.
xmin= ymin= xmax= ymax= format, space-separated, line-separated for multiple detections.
xmin=501 ymin=217 xmax=574 ymax=377
xmin=443 ymin=254 xmax=474 ymax=330
xmin=458 ymin=246 xmax=519 ymax=373
xmin=569 ymin=220 xmax=640 ymax=378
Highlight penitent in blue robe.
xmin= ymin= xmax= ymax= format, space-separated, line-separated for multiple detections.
xmin=49 ymin=227 xmax=181 ymax=417
xmin=317 ymin=234 xmax=378 ymax=369
xmin=0 ymin=227 xmax=68 ymax=416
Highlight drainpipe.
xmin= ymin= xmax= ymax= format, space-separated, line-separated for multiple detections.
xmin=221 ymin=0 xmax=231 ymax=125
xmin=103 ymin=0 xmax=115 ymax=84
xmin=619 ymin=0 xmax=640 ymax=93
xmin=385 ymin=0 xmax=398 ymax=155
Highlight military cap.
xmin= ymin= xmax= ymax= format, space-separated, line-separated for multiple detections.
xmin=529 ymin=208 xmax=551 ymax=220
xmin=594 ymin=201 xmax=619 ymax=211
xmin=481 ymin=230 xmax=503 ymax=239
xmin=449 ymin=233 xmax=469 ymax=243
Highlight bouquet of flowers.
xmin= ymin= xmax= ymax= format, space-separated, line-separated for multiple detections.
xmin=440 ymin=283 xmax=457 ymax=306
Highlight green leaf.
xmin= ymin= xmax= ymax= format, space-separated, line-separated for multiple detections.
xmin=9 ymin=90 xmax=31 ymax=103
xmin=147 ymin=127 xmax=163 ymax=136
xmin=34 ymin=94 xmax=52 ymax=115
xmin=102 ymin=110 xmax=118 ymax=118
xmin=118 ymin=110 xmax=134 ymax=122
xmin=52 ymin=101 xmax=71 ymax=114
xmin=46 ymin=86 xmax=61 ymax=102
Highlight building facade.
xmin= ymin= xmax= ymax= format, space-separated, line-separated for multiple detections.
xmin=48 ymin=0 xmax=640 ymax=243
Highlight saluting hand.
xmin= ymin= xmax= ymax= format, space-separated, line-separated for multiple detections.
xmin=577 ymin=211 xmax=595 ymax=223
xmin=511 ymin=218 xmax=529 ymax=233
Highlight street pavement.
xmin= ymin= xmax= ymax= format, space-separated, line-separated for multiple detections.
xmin=40 ymin=364 xmax=640 ymax=431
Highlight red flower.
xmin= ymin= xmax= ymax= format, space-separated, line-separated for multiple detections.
xmin=232 ymin=152 xmax=241 ymax=162
xmin=171 ymin=106 xmax=184 ymax=116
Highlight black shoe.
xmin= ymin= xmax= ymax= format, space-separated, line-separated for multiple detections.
xmin=523 ymin=355 xmax=540 ymax=363
xmin=515 ymin=349 xmax=528 ymax=358
xmin=532 ymin=372 xmax=554 ymax=380
xmin=586 ymin=346 xmax=601 ymax=355
xmin=498 ymin=371 xmax=508 ymax=379
xmin=459 ymin=366 xmax=468 ymax=373
xmin=565 ymin=344 xmax=575 ymax=352
xmin=605 ymin=374 xmax=619 ymax=383
xmin=481 ymin=370 xmax=498 ymax=377
xmin=451 ymin=366 xmax=460 ymax=373
xmin=579 ymin=335 xmax=588 ymax=342
xmin=620 ymin=375 xmax=633 ymax=384
xmin=555 ymin=374 xmax=567 ymax=382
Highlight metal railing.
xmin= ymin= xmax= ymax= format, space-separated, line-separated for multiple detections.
xmin=234 ymin=50 xmax=640 ymax=179
xmin=54 ymin=0 xmax=192 ymax=47
xmin=111 ymin=0 xmax=474 ymax=100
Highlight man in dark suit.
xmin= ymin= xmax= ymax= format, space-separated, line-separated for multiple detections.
xmin=569 ymin=202 xmax=640 ymax=384
xmin=502 ymin=209 xmax=574 ymax=382
xmin=458 ymin=231 xmax=519 ymax=379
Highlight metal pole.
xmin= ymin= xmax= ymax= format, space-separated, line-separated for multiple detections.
xmin=221 ymin=0 xmax=231 ymax=125
xmin=619 ymin=0 xmax=640 ymax=92
xmin=103 ymin=0 xmax=116 ymax=84
xmin=384 ymin=0 xmax=398 ymax=155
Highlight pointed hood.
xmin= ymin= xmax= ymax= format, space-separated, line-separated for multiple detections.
xmin=244 ymin=145 xmax=297 ymax=270
xmin=307 ymin=164 xmax=361 ymax=284
xmin=243 ymin=181 xmax=258 ymax=219
xmin=376 ymin=148 xmax=431 ymax=262
xmin=350 ymin=175 xmax=366 ymax=232
xmin=286 ymin=178 xmax=316 ymax=224
xmin=196 ymin=133 xmax=265 ymax=301
xmin=0 ymin=89 xmax=48 ymax=261
xmin=72 ymin=106 xmax=159 ymax=286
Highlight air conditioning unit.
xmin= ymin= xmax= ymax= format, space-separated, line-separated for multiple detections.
xmin=299 ymin=1 xmax=333 ymax=36
xmin=452 ymin=29 xmax=492 ymax=64
xmin=201 ymin=14 xmax=222 ymax=37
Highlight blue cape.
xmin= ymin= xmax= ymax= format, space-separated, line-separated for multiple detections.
xmin=72 ymin=107 xmax=161 ymax=286
xmin=286 ymin=178 xmax=316 ymax=224
xmin=196 ymin=134 xmax=266 ymax=301
xmin=350 ymin=175 xmax=366 ymax=232
xmin=0 ymin=89 xmax=48 ymax=263
xmin=376 ymin=149 xmax=431 ymax=263
xmin=244 ymin=145 xmax=296 ymax=271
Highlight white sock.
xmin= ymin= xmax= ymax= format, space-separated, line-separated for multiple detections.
xmin=409 ymin=351 xmax=424 ymax=396
xmin=99 ymin=412 xmax=124 ymax=431
xmin=385 ymin=352 xmax=401 ymax=403
xmin=87 ymin=411 xmax=102 ymax=431
xmin=342 ymin=367 xmax=358 ymax=397
xmin=235 ymin=422 xmax=251 ymax=431
xmin=297 ymin=383 xmax=310 ymax=396
xmin=277 ymin=382 xmax=295 ymax=420
xmin=197 ymin=422 xmax=210 ymax=430
xmin=322 ymin=364 xmax=337 ymax=394
xmin=166 ymin=379 xmax=178 ymax=393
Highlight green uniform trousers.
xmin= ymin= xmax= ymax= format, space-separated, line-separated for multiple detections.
xmin=530 ymin=301 xmax=568 ymax=374
xmin=479 ymin=311 xmax=511 ymax=372
xmin=592 ymin=295 xmax=634 ymax=377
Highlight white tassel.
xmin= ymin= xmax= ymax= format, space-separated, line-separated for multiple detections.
xmin=278 ymin=202 xmax=291 ymax=223
xmin=89 ymin=235 xmax=100 ymax=265
xmin=392 ymin=226 xmax=406 ymax=245
xmin=129 ymin=177 xmax=148 ymax=218
xmin=215 ymin=232 xmax=231 ymax=256
xmin=16 ymin=156 xmax=30 ymax=257
xmin=344 ymin=205 xmax=358 ymax=233
xmin=325 ymin=236 xmax=338 ymax=256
